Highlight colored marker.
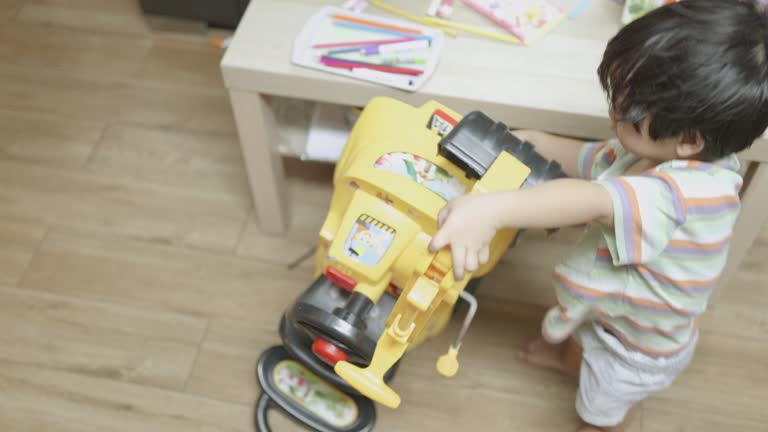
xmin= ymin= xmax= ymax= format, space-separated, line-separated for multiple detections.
xmin=331 ymin=13 xmax=423 ymax=35
xmin=377 ymin=53 xmax=428 ymax=65
xmin=320 ymin=56 xmax=424 ymax=76
xmin=369 ymin=0 xmax=458 ymax=37
xmin=362 ymin=39 xmax=430 ymax=55
xmin=327 ymin=39 xmax=430 ymax=56
xmin=312 ymin=37 xmax=416 ymax=49
xmin=333 ymin=21 xmax=432 ymax=41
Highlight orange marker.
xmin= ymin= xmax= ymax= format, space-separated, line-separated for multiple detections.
xmin=330 ymin=13 xmax=423 ymax=35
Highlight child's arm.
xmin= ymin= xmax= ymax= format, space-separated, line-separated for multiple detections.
xmin=430 ymin=178 xmax=613 ymax=280
xmin=511 ymin=130 xmax=584 ymax=178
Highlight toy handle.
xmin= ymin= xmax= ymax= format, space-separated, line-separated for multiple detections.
xmin=254 ymin=392 xmax=273 ymax=432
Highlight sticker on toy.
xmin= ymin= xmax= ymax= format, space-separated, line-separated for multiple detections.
xmin=273 ymin=359 xmax=358 ymax=427
xmin=375 ymin=152 xmax=467 ymax=200
xmin=345 ymin=214 xmax=396 ymax=265
xmin=428 ymin=109 xmax=458 ymax=137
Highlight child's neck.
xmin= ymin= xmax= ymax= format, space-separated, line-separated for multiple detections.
xmin=625 ymin=157 xmax=661 ymax=176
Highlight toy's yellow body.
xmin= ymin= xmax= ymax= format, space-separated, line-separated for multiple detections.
xmin=314 ymin=97 xmax=531 ymax=409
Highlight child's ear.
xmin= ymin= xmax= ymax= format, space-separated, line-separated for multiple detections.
xmin=675 ymin=131 xmax=705 ymax=159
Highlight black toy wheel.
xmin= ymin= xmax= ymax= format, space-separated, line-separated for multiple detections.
xmin=254 ymin=346 xmax=377 ymax=432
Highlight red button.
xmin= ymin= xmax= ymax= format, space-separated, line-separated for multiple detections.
xmin=325 ymin=268 xmax=356 ymax=292
xmin=312 ymin=338 xmax=349 ymax=366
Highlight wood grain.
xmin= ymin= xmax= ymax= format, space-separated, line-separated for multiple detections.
xmin=85 ymin=124 xmax=249 ymax=199
xmin=0 ymin=161 xmax=248 ymax=251
xmin=0 ymin=361 xmax=251 ymax=432
xmin=0 ymin=217 xmax=46 ymax=285
xmin=20 ymin=228 xmax=311 ymax=319
xmin=0 ymin=1 xmax=765 ymax=430
xmin=15 ymin=1 xmax=147 ymax=35
xmin=0 ymin=285 xmax=205 ymax=390
xmin=0 ymin=108 xmax=105 ymax=168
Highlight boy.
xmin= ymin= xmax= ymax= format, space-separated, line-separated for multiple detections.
xmin=429 ymin=1 xmax=768 ymax=431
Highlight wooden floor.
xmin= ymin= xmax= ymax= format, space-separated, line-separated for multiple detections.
xmin=0 ymin=1 xmax=766 ymax=431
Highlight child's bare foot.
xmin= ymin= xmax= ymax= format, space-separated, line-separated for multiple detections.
xmin=517 ymin=337 xmax=566 ymax=370
xmin=516 ymin=336 xmax=581 ymax=377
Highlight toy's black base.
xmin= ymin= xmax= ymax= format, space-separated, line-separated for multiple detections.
xmin=254 ymin=275 xmax=484 ymax=432
xmin=254 ymin=275 xmax=402 ymax=432
xmin=280 ymin=275 xmax=399 ymax=394
xmin=255 ymin=346 xmax=377 ymax=432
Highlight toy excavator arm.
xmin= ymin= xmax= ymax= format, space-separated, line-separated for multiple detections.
xmin=438 ymin=111 xmax=567 ymax=186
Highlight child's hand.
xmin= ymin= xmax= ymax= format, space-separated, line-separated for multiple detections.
xmin=428 ymin=194 xmax=501 ymax=281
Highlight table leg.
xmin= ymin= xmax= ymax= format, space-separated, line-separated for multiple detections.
xmin=228 ymin=90 xmax=290 ymax=234
xmin=717 ymin=161 xmax=768 ymax=293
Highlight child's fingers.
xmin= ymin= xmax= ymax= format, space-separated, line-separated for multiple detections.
xmin=451 ymin=245 xmax=466 ymax=281
xmin=437 ymin=205 xmax=450 ymax=228
xmin=428 ymin=230 xmax=448 ymax=253
xmin=478 ymin=245 xmax=490 ymax=265
xmin=465 ymin=251 xmax=478 ymax=274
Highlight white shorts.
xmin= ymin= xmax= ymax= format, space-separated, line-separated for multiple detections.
xmin=574 ymin=321 xmax=698 ymax=427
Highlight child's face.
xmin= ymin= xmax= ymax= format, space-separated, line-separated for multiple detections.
xmin=610 ymin=111 xmax=681 ymax=162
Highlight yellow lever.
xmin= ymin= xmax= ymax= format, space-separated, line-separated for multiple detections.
xmin=335 ymin=276 xmax=442 ymax=408
xmin=436 ymin=289 xmax=478 ymax=377
xmin=335 ymin=316 xmax=410 ymax=409
xmin=436 ymin=344 xmax=461 ymax=377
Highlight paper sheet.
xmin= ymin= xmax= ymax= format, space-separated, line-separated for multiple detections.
xmin=304 ymin=103 xmax=353 ymax=162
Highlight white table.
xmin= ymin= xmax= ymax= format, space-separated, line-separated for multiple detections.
xmin=220 ymin=0 xmax=768 ymax=290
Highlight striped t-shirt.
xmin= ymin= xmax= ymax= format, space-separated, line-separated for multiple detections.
xmin=542 ymin=139 xmax=743 ymax=356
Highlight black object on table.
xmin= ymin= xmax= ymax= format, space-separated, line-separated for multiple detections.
xmin=137 ymin=0 xmax=250 ymax=29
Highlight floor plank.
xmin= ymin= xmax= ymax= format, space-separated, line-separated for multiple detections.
xmin=642 ymin=404 xmax=766 ymax=432
xmin=134 ymin=33 xmax=227 ymax=90
xmin=185 ymin=317 xmax=282 ymax=405
xmin=0 ymin=360 xmax=251 ymax=432
xmin=0 ymin=217 xmax=46 ymax=285
xmin=20 ymin=227 xmax=311 ymax=319
xmin=0 ymin=0 xmax=23 ymax=22
xmin=15 ymin=0 xmax=148 ymax=36
xmin=0 ymin=21 xmax=151 ymax=82
xmin=649 ymin=332 xmax=768 ymax=422
xmin=0 ymin=107 xmax=105 ymax=168
xmin=0 ymin=66 xmax=237 ymax=136
xmin=85 ymin=123 xmax=249 ymax=199
xmin=0 ymin=160 xmax=248 ymax=251
xmin=0 ymin=285 xmax=205 ymax=390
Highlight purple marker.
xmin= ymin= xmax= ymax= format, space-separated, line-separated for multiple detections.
xmin=362 ymin=39 xmax=430 ymax=56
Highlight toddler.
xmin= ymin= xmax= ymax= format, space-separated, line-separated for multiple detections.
xmin=429 ymin=1 xmax=768 ymax=430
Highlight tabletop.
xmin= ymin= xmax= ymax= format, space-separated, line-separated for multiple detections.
xmin=221 ymin=0 xmax=626 ymax=139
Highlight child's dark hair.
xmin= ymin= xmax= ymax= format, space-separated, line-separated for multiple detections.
xmin=598 ymin=0 xmax=768 ymax=160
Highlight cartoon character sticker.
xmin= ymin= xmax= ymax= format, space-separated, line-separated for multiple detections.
xmin=374 ymin=152 xmax=467 ymax=201
xmin=344 ymin=214 xmax=396 ymax=266
xmin=273 ymin=360 xmax=358 ymax=427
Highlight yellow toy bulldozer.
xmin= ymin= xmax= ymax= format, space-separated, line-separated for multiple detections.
xmin=254 ymin=97 xmax=566 ymax=432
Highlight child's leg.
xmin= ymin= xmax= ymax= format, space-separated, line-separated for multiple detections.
xmin=516 ymin=336 xmax=582 ymax=377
